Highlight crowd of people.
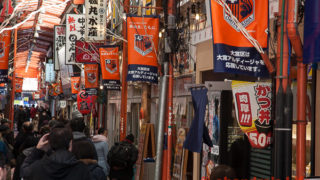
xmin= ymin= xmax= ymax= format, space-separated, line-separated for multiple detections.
xmin=0 ymin=105 xmax=138 ymax=180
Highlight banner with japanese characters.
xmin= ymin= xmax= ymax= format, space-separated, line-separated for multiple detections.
xmin=49 ymin=82 xmax=63 ymax=96
xmin=85 ymin=0 xmax=107 ymax=41
xmin=66 ymin=14 xmax=86 ymax=64
xmin=99 ymin=46 xmax=120 ymax=90
xmin=210 ymin=0 xmax=269 ymax=77
xmin=127 ymin=15 xmax=159 ymax=83
xmin=54 ymin=25 xmax=66 ymax=70
xmin=45 ymin=63 xmax=55 ymax=83
xmin=71 ymin=76 xmax=81 ymax=94
xmin=75 ymin=41 xmax=102 ymax=63
xmin=84 ymin=64 xmax=98 ymax=94
xmin=0 ymin=30 xmax=11 ymax=83
xmin=232 ymin=81 xmax=272 ymax=149
xmin=15 ymin=78 xmax=23 ymax=93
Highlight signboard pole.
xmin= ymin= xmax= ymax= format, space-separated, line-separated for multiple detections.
xmin=9 ymin=28 xmax=17 ymax=129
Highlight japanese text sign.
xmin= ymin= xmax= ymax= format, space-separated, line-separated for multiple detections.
xmin=0 ymin=30 xmax=11 ymax=83
xmin=85 ymin=0 xmax=107 ymax=41
xmin=210 ymin=0 xmax=269 ymax=77
xmin=45 ymin=63 xmax=55 ymax=83
xmin=54 ymin=25 xmax=66 ymax=70
xmin=232 ymin=81 xmax=272 ymax=149
xmin=99 ymin=46 xmax=120 ymax=90
xmin=127 ymin=15 xmax=159 ymax=83
xmin=66 ymin=14 xmax=86 ymax=64
xmin=75 ymin=41 xmax=102 ymax=63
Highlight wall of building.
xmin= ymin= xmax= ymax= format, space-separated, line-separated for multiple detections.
xmin=196 ymin=40 xmax=213 ymax=84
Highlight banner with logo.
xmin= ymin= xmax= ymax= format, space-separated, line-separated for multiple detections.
xmin=84 ymin=64 xmax=98 ymax=94
xmin=71 ymin=76 xmax=81 ymax=94
xmin=75 ymin=41 xmax=102 ymax=63
xmin=54 ymin=25 xmax=66 ymax=70
xmin=66 ymin=14 xmax=86 ymax=64
xmin=50 ymin=82 xmax=63 ymax=96
xmin=15 ymin=78 xmax=23 ymax=93
xmin=77 ymin=90 xmax=97 ymax=115
xmin=210 ymin=0 xmax=269 ymax=77
xmin=0 ymin=30 xmax=11 ymax=83
xmin=85 ymin=0 xmax=107 ymax=41
xmin=99 ymin=46 xmax=120 ymax=90
xmin=127 ymin=15 xmax=159 ymax=83
xmin=232 ymin=81 xmax=272 ymax=149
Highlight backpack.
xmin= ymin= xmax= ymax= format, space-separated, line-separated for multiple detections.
xmin=107 ymin=141 xmax=138 ymax=168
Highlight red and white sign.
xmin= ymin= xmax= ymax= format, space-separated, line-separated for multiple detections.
xmin=54 ymin=25 xmax=66 ymax=70
xmin=85 ymin=0 xmax=107 ymax=41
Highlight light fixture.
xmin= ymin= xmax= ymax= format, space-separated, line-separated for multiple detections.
xmin=122 ymin=13 xmax=126 ymax=20
xmin=34 ymin=31 xmax=39 ymax=38
xmin=36 ymin=25 xmax=41 ymax=31
xmin=159 ymin=32 xmax=162 ymax=38
xmin=195 ymin=13 xmax=200 ymax=20
xmin=100 ymin=85 xmax=103 ymax=90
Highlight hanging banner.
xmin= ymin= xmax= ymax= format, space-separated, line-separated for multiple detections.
xmin=232 ymin=81 xmax=272 ymax=149
xmin=0 ymin=30 xmax=11 ymax=83
xmin=75 ymin=41 xmax=102 ymax=63
xmin=77 ymin=90 xmax=97 ymax=115
xmin=49 ymin=82 xmax=63 ymax=96
xmin=66 ymin=14 xmax=86 ymax=64
xmin=15 ymin=78 xmax=23 ymax=93
xmin=84 ymin=64 xmax=98 ymax=94
xmin=71 ymin=76 xmax=81 ymax=94
xmin=210 ymin=0 xmax=269 ymax=77
xmin=99 ymin=46 xmax=120 ymax=90
xmin=127 ymin=15 xmax=159 ymax=83
xmin=45 ymin=63 xmax=55 ymax=82
xmin=54 ymin=25 xmax=66 ymax=70
xmin=85 ymin=0 xmax=107 ymax=41
xmin=0 ymin=0 xmax=13 ymax=23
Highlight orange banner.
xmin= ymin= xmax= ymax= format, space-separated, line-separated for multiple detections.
xmin=127 ymin=15 xmax=159 ymax=83
xmin=71 ymin=76 xmax=81 ymax=94
xmin=99 ymin=46 xmax=120 ymax=90
xmin=50 ymin=82 xmax=63 ymax=96
xmin=84 ymin=64 xmax=99 ymax=89
xmin=0 ymin=30 xmax=11 ymax=83
xmin=15 ymin=78 xmax=23 ymax=93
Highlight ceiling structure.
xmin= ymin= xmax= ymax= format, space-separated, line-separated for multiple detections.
xmin=14 ymin=0 xmax=70 ymax=78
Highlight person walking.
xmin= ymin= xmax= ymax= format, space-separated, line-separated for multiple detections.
xmin=92 ymin=128 xmax=109 ymax=176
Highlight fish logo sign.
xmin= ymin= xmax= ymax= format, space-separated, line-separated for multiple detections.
xmin=105 ymin=59 xmax=117 ymax=74
xmin=224 ymin=0 xmax=254 ymax=31
xmin=134 ymin=34 xmax=153 ymax=56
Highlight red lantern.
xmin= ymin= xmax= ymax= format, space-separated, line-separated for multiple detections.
xmin=77 ymin=90 xmax=97 ymax=115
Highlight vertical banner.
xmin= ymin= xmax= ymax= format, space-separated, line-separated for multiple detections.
xmin=99 ymin=46 xmax=120 ymax=90
xmin=71 ymin=76 xmax=81 ymax=94
xmin=84 ymin=64 xmax=98 ymax=94
xmin=127 ymin=15 xmax=159 ymax=83
xmin=0 ymin=30 xmax=11 ymax=83
xmin=15 ymin=78 xmax=23 ymax=93
xmin=54 ymin=25 xmax=66 ymax=70
xmin=0 ymin=0 xmax=13 ymax=23
xmin=75 ymin=41 xmax=102 ymax=63
xmin=85 ymin=0 xmax=107 ymax=41
xmin=210 ymin=0 xmax=269 ymax=77
xmin=66 ymin=14 xmax=86 ymax=64
xmin=231 ymin=81 xmax=272 ymax=149
xmin=45 ymin=63 xmax=55 ymax=82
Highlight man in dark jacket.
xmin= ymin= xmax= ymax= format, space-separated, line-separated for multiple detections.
xmin=20 ymin=127 xmax=91 ymax=180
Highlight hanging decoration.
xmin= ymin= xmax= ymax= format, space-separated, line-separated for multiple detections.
xmin=99 ymin=46 xmax=120 ymax=90
xmin=210 ymin=0 xmax=269 ymax=77
xmin=54 ymin=25 xmax=66 ymax=70
xmin=71 ymin=76 xmax=81 ymax=94
xmin=231 ymin=81 xmax=272 ymax=149
xmin=0 ymin=30 xmax=11 ymax=83
xmin=77 ymin=90 xmax=96 ymax=115
xmin=66 ymin=14 xmax=86 ymax=64
xmin=85 ymin=0 xmax=107 ymax=41
xmin=127 ymin=15 xmax=159 ymax=83
xmin=75 ymin=41 xmax=102 ymax=63
xmin=50 ymin=82 xmax=63 ymax=96
xmin=45 ymin=63 xmax=55 ymax=83
xmin=15 ymin=78 xmax=23 ymax=93
xmin=0 ymin=0 xmax=13 ymax=23
xmin=84 ymin=64 xmax=98 ymax=94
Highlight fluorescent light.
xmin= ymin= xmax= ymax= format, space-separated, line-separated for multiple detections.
xmin=100 ymin=85 xmax=103 ymax=90
xmin=34 ymin=32 xmax=39 ymax=38
xmin=195 ymin=13 xmax=200 ymax=20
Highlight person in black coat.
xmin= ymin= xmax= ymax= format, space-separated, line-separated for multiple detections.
xmin=20 ymin=127 xmax=91 ymax=180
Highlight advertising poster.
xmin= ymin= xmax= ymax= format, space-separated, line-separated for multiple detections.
xmin=99 ymin=46 xmax=120 ymax=90
xmin=75 ymin=41 xmax=102 ymax=63
xmin=127 ymin=15 xmax=159 ymax=83
xmin=66 ymin=14 xmax=86 ymax=64
xmin=71 ymin=76 xmax=81 ymax=94
xmin=54 ymin=25 xmax=66 ymax=70
xmin=15 ymin=78 xmax=23 ymax=93
xmin=232 ymin=81 xmax=272 ymax=149
xmin=84 ymin=64 xmax=98 ymax=94
xmin=85 ymin=0 xmax=107 ymax=41
xmin=210 ymin=0 xmax=269 ymax=77
xmin=0 ymin=30 xmax=11 ymax=83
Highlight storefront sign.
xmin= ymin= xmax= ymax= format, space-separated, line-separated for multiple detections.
xmin=66 ymin=14 xmax=86 ymax=64
xmin=45 ymin=63 xmax=55 ymax=82
xmin=71 ymin=76 xmax=81 ymax=94
xmin=0 ymin=30 xmax=11 ymax=83
xmin=232 ymin=81 xmax=272 ymax=149
xmin=60 ymin=100 xmax=67 ymax=108
xmin=15 ymin=78 xmax=23 ymax=93
xmin=54 ymin=25 xmax=66 ymax=70
xmin=127 ymin=15 xmax=159 ymax=83
xmin=85 ymin=0 xmax=107 ymax=41
xmin=99 ymin=46 xmax=120 ymax=90
xmin=75 ymin=41 xmax=101 ymax=63
xmin=210 ymin=0 xmax=269 ymax=77
xmin=84 ymin=64 xmax=98 ymax=94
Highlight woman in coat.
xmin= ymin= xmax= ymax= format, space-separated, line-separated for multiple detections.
xmin=92 ymin=128 xmax=109 ymax=176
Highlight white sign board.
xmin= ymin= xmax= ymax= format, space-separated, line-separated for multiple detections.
xmin=66 ymin=14 xmax=86 ymax=64
xmin=45 ymin=63 xmax=55 ymax=82
xmin=85 ymin=0 xmax=107 ymax=41
xmin=54 ymin=25 xmax=66 ymax=70
xmin=60 ymin=100 xmax=67 ymax=108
